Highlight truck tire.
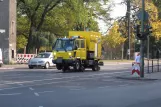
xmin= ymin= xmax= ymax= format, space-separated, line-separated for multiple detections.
xmin=0 ymin=64 xmax=2 ymax=67
xmin=56 ymin=64 xmax=62 ymax=70
xmin=92 ymin=61 xmax=99 ymax=71
xmin=80 ymin=65 xmax=85 ymax=72
xmin=74 ymin=60 xmax=81 ymax=71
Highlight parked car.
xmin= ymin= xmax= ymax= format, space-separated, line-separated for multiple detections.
xmin=0 ymin=48 xmax=3 ymax=67
xmin=28 ymin=52 xmax=54 ymax=69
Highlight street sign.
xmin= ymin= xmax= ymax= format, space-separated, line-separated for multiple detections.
xmin=136 ymin=10 xmax=149 ymax=22
xmin=127 ymin=49 xmax=130 ymax=55
xmin=0 ymin=29 xmax=5 ymax=33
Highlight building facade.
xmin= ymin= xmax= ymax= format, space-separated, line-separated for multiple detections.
xmin=0 ymin=0 xmax=17 ymax=64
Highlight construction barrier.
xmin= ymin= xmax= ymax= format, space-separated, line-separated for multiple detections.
xmin=16 ymin=54 xmax=36 ymax=64
xmin=132 ymin=64 xmax=140 ymax=77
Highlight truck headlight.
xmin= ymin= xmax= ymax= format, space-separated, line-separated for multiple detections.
xmin=54 ymin=52 xmax=56 ymax=55
xmin=68 ymin=52 xmax=72 ymax=56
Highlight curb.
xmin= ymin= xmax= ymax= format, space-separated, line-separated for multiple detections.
xmin=116 ymin=76 xmax=158 ymax=81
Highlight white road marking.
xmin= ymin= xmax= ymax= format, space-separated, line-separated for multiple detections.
xmin=0 ymin=71 xmax=129 ymax=86
xmin=0 ymin=93 xmax=21 ymax=96
xmin=97 ymin=86 xmax=111 ymax=89
xmin=39 ymin=106 xmax=43 ymax=107
xmin=37 ymin=91 xmax=54 ymax=94
xmin=34 ymin=92 xmax=39 ymax=96
xmin=0 ymin=71 xmax=130 ymax=91
xmin=119 ymin=84 xmax=129 ymax=87
xmin=29 ymin=87 xmax=34 ymax=91
xmin=69 ymin=88 xmax=86 ymax=91
xmin=18 ymin=84 xmax=23 ymax=86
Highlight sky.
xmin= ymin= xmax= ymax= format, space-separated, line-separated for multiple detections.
xmin=99 ymin=0 xmax=127 ymax=34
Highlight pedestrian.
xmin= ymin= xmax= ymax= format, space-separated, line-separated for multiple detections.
xmin=132 ymin=52 xmax=141 ymax=66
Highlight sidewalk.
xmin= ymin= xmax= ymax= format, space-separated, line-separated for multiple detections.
xmin=117 ymin=71 xmax=161 ymax=80
xmin=0 ymin=64 xmax=27 ymax=69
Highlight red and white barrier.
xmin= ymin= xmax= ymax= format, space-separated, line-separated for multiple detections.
xmin=132 ymin=64 xmax=140 ymax=77
xmin=16 ymin=54 xmax=36 ymax=64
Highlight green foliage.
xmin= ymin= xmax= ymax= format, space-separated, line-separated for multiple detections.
xmin=17 ymin=35 xmax=27 ymax=50
xmin=17 ymin=0 xmax=111 ymax=53
xmin=31 ymin=31 xmax=57 ymax=52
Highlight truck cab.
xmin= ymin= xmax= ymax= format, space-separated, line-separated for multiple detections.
xmin=52 ymin=31 xmax=103 ymax=72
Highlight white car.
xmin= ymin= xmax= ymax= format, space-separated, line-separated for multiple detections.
xmin=0 ymin=48 xmax=3 ymax=67
xmin=28 ymin=52 xmax=54 ymax=69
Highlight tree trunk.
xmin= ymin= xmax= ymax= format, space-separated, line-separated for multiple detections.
xmin=111 ymin=51 xmax=113 ymax=60
xmin=26 ymin=23 xmax=34 ymax=54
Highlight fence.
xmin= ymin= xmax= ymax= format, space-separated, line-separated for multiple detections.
xmin=145 ymin=59 xmax=160 ymax=73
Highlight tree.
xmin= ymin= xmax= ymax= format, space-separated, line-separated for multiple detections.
xmin=17 ymin=0 xmax=111 ymax=53
xmin=32 ymin=32 xmax=57 ymax=53
xmin=103 ymin=22 xmax=126 ymax=59
xmin=17 ymin=0 xmax=64 ymax=53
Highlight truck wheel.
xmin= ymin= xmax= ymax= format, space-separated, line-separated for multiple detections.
xmin=92 ymin=61 xmax=99 ymax=71
xmin=0 ymin=64 xmax=2 ymax=67
xmin=80 ymin=65 xmax=85 ymax=72
xmin=74 ymin=60 xmax=81 ymax=71
xmin=56 ymin=64 xmax=62 ymax=70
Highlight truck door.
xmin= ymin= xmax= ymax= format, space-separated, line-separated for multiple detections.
xmin=75 ymin=40 xmax=81 ymax=58
xmin=80 ymin=39 xmax=86 ymax=59
xmin=75 ymin=39 xmax=86 ymax=59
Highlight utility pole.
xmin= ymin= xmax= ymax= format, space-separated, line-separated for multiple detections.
xmin=140 ymin=0 xmax=145 ymax=78
xmin=127 ymin=0 xmax=131 ymax=59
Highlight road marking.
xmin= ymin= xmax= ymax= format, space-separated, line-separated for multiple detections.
xmin=29 ymin=87 xmax=34 ymax=91
xmin=69 ymin=88 xmax=86 ymax=91
xmin=18 ymin=84 xmax=23 ymax=86
xmin=34 ymin=92 xmax=39 ymax=96
xmin=39 ymin=106 xmax=43 ymax=107
xmin=37 ymin=91 xmax=54 ymax=94
xmin=0 ymin=93 xmax=21 ymax=96
xmin=97 ymin=86 xmax=111 ymax=89
xmin=0 ymin=71 xmax=130 ymax=86
xmin=119 ymin=84 xmax=129 ymax=87
xmin=0 ymin=71 xmax=130 ymax=91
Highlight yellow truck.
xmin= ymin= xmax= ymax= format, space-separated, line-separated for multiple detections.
xmin=52 ymin=31 xmax=104 ymax=72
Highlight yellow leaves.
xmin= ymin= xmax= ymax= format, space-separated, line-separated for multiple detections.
xmin=103 ymin=22 xmax=126 ymax=48
xmin=151 ymin=20 xmax=161 ymax=39
xmin=145 ymin=1 xmax=158 ymax=21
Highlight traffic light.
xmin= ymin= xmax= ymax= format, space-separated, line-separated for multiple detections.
xmin=134 ymin=24 xmax=143 ymax=40
xmin=145 ymin=25 xmax=153 ymax=34
xmin=134 ymin=24 xmax=152 ymax=40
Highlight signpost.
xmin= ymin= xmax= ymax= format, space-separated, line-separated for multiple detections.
xmin=0 ymin=29 xmax=5 ymax=33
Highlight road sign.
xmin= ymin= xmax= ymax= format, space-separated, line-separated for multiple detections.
xmin=0 ymin=29 xmax=5 ymax=33
xmin=127 ymin=49 xmax=130 ymax=55
xmin=136 ymin=10 xmax=149 ymax=22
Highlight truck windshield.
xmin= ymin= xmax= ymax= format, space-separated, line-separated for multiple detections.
xmin=53 ymin=39 xmax=74 ymax=51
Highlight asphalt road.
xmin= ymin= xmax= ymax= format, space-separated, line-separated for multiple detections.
xmin=0 ymin=64 xmax=161 ymax=107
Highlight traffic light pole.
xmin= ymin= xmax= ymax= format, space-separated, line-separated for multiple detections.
xmin=140 ymin=0 xmax=145 ymax=78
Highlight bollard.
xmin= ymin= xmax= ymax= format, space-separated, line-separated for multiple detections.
xmin=147 ymin=59 xmax=149 ymax=73
xmin=158 ymin=59 xmax=159 ymax=72
xmin=152 ymin=59 xmax=153 ymax=73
